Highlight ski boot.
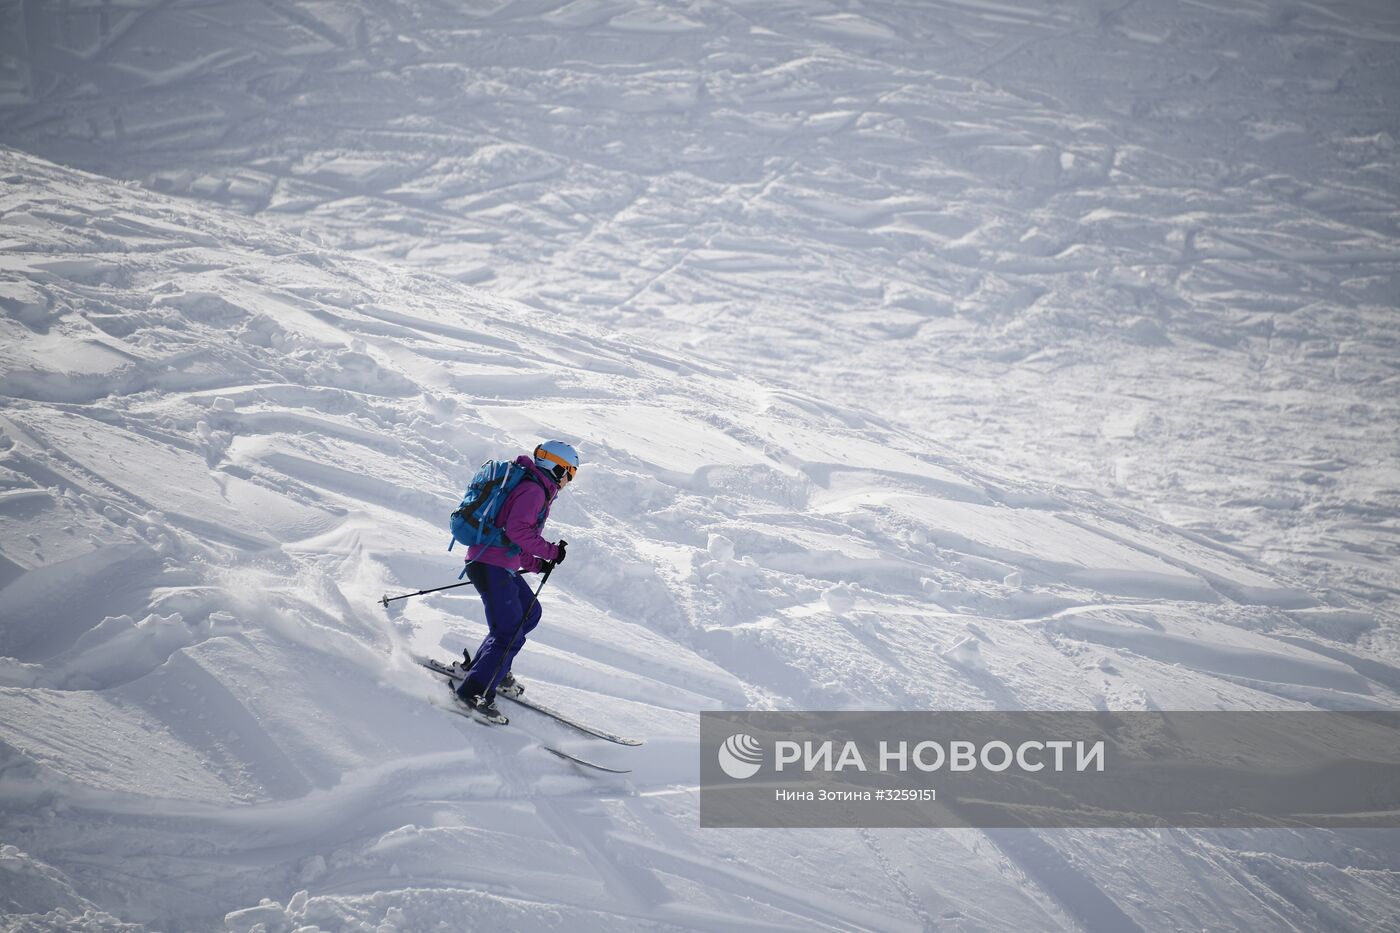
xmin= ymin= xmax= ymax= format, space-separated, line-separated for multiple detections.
xmin=466 ymin=694 xmax=508 ymax=725
xmin=454 ymin=684 xmax=508 ymax=725
xmin=449 ymin=648 xmax=473 ymax=681
xmin=497 ymin=671 xmax=524 ymax=699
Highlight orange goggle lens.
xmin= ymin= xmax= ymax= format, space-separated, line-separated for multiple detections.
xmin=535 ymin=447 xmax=578 ymax=480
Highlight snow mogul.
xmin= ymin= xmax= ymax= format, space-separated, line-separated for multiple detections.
xmin=447 ymin=440 xmax=578 ymax=724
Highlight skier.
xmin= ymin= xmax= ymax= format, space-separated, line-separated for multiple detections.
xmin=452 ymin=440 xmax=578 ymax=723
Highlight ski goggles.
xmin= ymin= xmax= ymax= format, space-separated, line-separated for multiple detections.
xmin=535 ymin=446 xmax=578 ymax=481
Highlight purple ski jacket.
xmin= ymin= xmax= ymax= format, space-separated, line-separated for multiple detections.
xmin=466 ymin=455 xmax=563 ymax=573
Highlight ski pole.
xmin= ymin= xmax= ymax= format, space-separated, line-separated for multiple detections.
xmin=379 ymin=580 xmax=475 ymax=607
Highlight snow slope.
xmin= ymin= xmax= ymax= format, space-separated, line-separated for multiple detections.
xmin=3 ymin=146 xmax=1400 ymax=931
xmin=1 ymin=0 xmax=1399 ymax=929
xmin=2 ymin=0 xmax=1397 ymax=618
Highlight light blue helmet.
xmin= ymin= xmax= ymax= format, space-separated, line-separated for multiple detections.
xmin=534 ymin=440 xmax=579 ymax=483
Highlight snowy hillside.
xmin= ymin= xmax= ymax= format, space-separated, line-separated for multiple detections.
xmin=3 ymin=146 xmax=1400 ymax=931
xmin=2 ymin=0 xmax=1397 ymax=618
xmin=2 ymin=0 xmax=1400 ymax=929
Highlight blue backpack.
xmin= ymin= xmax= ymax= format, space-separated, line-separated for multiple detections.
xmin=448 ymin=459 xmax=545 ymax=555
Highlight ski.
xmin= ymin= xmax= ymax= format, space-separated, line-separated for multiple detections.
xmin=417 ymin=657 xmax=644 ymax=747
xmin=502 ymin=690 xmax=645 ymax=747
xmin=433 ymin=697 xmax=631 ymax=773
xmin=544 ymin=746 xmax=632 ymax=774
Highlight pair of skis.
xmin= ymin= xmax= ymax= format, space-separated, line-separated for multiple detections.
xmin=418 ymin=656 xmax=641 ymax=773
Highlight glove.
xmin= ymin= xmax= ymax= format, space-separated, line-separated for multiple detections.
xmin=553 ymin=539 xmax=568 ymax=566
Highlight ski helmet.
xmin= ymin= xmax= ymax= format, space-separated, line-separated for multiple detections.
xmin=534 ymin=440 xmax=579 ymax=483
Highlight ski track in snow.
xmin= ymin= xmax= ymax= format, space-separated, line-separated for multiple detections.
xmin=0 ymin=0 xmax=1397 ymax=930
